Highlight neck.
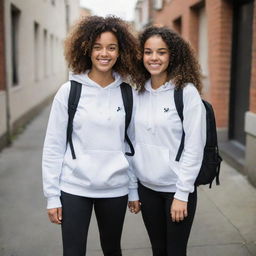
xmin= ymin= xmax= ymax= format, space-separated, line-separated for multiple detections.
xmin=151 ymin=73 xmax=168 ymax=89
xmin=88 ymin=69 xmax=115 ymax=87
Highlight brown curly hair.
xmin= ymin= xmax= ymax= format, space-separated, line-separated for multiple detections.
xmin=138 ymin=26 xmax=202 ymax=93
xmin=64 ymin=15 xmax=140 ymax=84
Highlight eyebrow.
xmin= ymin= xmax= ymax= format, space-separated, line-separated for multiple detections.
xmin=144 ymin=47 xmax=168 ymax=50
xmin=94 ymin=43 xmax=118 ymax=46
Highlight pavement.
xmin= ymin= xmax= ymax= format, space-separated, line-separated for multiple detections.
xmin=0 ymin=105 xmax=256 ymax=256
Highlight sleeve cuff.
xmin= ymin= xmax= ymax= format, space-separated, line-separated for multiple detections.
xmin=174 ymin=189 xmax=189 ymax=202
xmin=128 ymin=188 xmax=139 ymax=201
xmin=47 ymin=196 xmax=62 ymax=209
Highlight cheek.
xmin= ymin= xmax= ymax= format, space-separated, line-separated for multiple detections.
xmin=163 ymin=56 xmax=170 ymax=67
xmin=90 ymin=51 xmax=96 ymax=61
xmin=112 ymin=51 xmax=119 ymax=61
xmin=143 ymin=55 xmax=149 ymax=65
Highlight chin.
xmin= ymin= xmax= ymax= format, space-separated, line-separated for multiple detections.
xmin=97 ymin=66 xmax=113 ymax=73
xmin=148 ymin=70 xmax=162 ymax=76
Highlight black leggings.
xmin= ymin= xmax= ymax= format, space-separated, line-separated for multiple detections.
xmin=138 ymin=183 xmax=197 ymax=256
xmin=60 ymin=191 xmax=128 ymax=256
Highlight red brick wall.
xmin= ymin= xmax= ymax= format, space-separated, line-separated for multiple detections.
xmin=206 ymin=0 xmax=233 ymax=127
xmin=187 ymin=7 xmax=199 ymax=55
xmin=250 ymin=1 xmax=256 ymax=113
xmin=152 ymin=0 xmax=233 ymax=128
xmin=0 ymin=0 xmax=6 ymax=91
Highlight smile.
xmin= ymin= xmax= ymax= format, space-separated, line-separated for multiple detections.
xmin=97 ymin=59 xmax=111 ymax=64
xmin=149 ymin=63 xmax=161 ymax=68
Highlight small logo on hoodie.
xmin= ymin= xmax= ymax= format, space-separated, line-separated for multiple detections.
xmin=164 ymin=108 xmax=169 ymax=113
xmin=117 ymin=107 xmax=122 ymax=112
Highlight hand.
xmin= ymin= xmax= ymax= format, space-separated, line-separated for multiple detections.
xmin=170 ymin=198 xmax=188 ymax=222
xmin=128 ymin=200 xmax=141 ymax=214
xmin=47 ymin=207 xmax=62 ymax=224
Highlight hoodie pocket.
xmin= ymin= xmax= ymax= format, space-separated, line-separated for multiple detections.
xmin=72 ymin=150 xmax=129 ymax=188
xmin=133 ymin=143 xmax=177 ymax=186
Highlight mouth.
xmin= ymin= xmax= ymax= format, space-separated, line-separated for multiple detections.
xmin=97 ymin=59 xmax=111 ymax=65
xmin=148 ymin=63 xmax=161 ymax=68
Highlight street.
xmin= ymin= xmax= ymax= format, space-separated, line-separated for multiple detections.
xmin=0 ymin=105 xmax=255 ymax=256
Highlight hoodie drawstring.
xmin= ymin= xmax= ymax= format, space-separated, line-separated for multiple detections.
xmin=107 ymin=88 xmax=111 ymax=120
xmin=147 ymin=91 xmax=157 ymax=135
xmin=147 ymin=91 xmax=152 ymax=130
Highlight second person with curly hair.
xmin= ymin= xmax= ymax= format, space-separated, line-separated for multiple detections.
xmin=42 ymin=16 xmax=140 ymax=256
xmin=132 ymin=26 xmax=206 ymax=256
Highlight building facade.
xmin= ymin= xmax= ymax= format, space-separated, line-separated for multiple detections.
xmin=134 ymin=0 xmax=154 ymax=31
xmin=0 ymin=0 xmax=80 ymax=149
xmin=80 ymin=6 xmax=92 ymax=18
xmin=134 ymin=0 xmax=256 ymax=186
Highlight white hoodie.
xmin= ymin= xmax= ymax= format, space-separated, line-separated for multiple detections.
xmin=42 ymin=71 xmax=138 ymax=209
xmin=132 ymin=80 xmax=206 ymax=202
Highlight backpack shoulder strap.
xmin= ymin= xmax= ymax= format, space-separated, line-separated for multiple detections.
xmin=120 ymin=82 xmax=135 ymax=156
xmin=202 ymin=100 xmax=218 ymax=146
xmin=67 ymin=80 xmax=82 ymax=159
xmin=174 ymin=88 xmax=185 ymax=161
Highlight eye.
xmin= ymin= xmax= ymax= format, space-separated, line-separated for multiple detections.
xmin=93 ymin=45 xmax=101 ymax=50
xmin=158 ymin=51 xmax=167 ymax=55
xmin=109 ymin=46 xmax=117 ymax=51
xmin=144 ymin=50 xmax=151 ymax=55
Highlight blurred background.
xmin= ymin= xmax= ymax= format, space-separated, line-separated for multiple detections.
xmin=0 ymin=0 xmax=256 ymax=255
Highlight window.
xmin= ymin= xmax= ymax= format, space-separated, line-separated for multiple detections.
xmin=154 ymin=0 xmax=163 ymax=10
xmin=173 ymin=17 xmax=182 ymax=35
xmin=43 ymin=29 xmax=47 ymax=77
xmin=11 ymin=4 xmax=21 ymax=86
xmin=34 ymin=22 xmax=39 ymax=81
xmin=50 ymin=34 xmax=54 ymax=74
xmin=65 ymin=3 xmax=70 ymax=32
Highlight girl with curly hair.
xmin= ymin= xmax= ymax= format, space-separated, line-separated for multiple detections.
xmin=42 ymin=16 xmax=140 ymax=256
xmin=132 ymin=26 xmax=206 ymax=255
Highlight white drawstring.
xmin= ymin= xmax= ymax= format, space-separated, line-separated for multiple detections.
xmin=147 ymin=90 xmax=157 ymax=135
xmin=147 ymin=90 xmax=152 ymax=130
xmin=107 ymin=88 xmax=111 ymax=120
xmin=151 ymin=92 xmax=157 ymax=135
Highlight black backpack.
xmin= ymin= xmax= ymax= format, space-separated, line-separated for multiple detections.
xmin=174 ymin=88 xmax=222 ymax=188
xmin=66 ymin=80 xmax=134 ymax=159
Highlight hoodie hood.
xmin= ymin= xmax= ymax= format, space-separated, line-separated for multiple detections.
xmin=69 ymin=70 xmax=122 ymax=89
xmin=145 ymin=79 xmax=175 ymax=92
xmin=69 ymin=71 xmax=123 ymax=120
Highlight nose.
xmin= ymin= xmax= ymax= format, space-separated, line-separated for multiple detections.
xmin=100 ymin=47 xmax=108 ymax=57
xmin=151 ymin=51 xmax=158 ymax=60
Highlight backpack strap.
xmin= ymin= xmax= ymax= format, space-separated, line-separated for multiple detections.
xmin=174 ymin=88 xmax=185 ymax=161
xmin=120 ymin=82 xmax=135 ymax=156
xmin=67 ymin=80 xmax=82 ymax=159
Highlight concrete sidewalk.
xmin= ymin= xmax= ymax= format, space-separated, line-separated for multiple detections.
xmin=0 ymin=105 xmax=255 ymax=256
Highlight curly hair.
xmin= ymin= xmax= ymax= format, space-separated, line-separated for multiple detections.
xmin=64 ymin=16 xmax=140 ymax=84
xmin=138 ymin=26 xmax=202 ymax=93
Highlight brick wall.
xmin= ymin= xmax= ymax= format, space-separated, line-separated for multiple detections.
xmin=0 ymin=0 xmax=5 ymax=91
xmin=206 ymin=0 xmax=233 ymax=128
xmin=152 ymin=0 xmax=233 ymax=128
xmin=250 ymin=1 xmax=256 ymax=113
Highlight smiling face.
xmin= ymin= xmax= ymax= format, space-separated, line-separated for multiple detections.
xmin=90 ymin=31 xmax=119 ymax=74
xmin=143 ymin=35 xmax=170 ymax=79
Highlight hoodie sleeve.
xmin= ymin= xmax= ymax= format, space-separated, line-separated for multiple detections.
xmin=125 ymin=88 xmax=139 ymax=201
xmin=174 ymin=84 xmax=206 ymax=202
xmin=42 ymin=82 xmax=70 ymax=209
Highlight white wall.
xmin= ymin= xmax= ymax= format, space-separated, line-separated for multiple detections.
xmin=0 ymin=0 xmax=80 ymax=138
